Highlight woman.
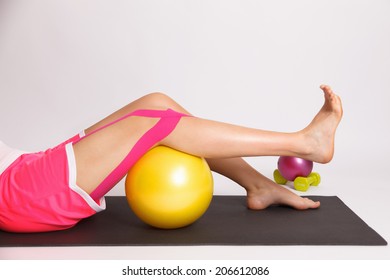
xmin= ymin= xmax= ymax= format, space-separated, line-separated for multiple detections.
xmin=0 ymin=85 xmax=343 ymax=233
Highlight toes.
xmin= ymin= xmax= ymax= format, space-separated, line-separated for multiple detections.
xmin=309 ymin=200 xmax=321 ymax=209
xmin=320 ymin=85 xmax=343 ymax=114
xmin=306 ymin=198 xmax=321 ymax=209
xmin=320 ymin=84 xmax=333 ymax=95
xmin=320 ymin=84 xmax=331 ymax=91
xmin=320 ymin=85 xmax=333 ymax=99
xmin=320 ymin=85 xmax=340 ymax=105
xmin=296 ymin=198 xmax=320 ymax=210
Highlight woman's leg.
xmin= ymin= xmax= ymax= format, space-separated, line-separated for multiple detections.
xmin=73 ymin=85 xmax=342 ymax=209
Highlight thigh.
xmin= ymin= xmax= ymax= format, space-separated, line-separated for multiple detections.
xmin=73 ymin=115 xmax=159 ymax=195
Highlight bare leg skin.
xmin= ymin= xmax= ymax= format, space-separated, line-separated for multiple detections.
xmin=73 ymin=85 xmax=342 ymax=210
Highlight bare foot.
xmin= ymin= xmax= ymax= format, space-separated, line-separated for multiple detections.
xmin=299 ymin=85 xmax=343 ymax=163
xmin=246 ymin=175 xmax=320 ymax=210
xmin=246 ymin=85 xmax=343 ymax=210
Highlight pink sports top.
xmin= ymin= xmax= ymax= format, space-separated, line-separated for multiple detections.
xmin=0 ymin=141 xmax=25 ymax=175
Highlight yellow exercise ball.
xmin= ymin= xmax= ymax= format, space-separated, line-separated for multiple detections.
xmin=125 ymin=146 xmax=214 ymax=229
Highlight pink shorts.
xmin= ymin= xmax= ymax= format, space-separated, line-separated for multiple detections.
xmin=0 ymin=134 xmax=106 ymax=233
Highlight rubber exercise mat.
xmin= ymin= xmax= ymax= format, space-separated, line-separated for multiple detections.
xmin=0 ymin=196 xmax=386 ymax=246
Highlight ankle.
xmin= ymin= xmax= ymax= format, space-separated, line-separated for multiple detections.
xmin=291 ymin=131 xmax=314 ymax=158
xmin=297 ymin=130 xmax=334 ymax=164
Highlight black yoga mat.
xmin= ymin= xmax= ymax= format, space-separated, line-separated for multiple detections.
xmin=0 ymin=196 xmax=386 ymax=247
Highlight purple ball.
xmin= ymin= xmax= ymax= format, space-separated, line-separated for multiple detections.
xmin=277 ymin=156 xmax=313 ymax=181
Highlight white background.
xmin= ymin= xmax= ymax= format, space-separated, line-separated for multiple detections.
xmin=1 ymin=0 xmax=390 ymax=260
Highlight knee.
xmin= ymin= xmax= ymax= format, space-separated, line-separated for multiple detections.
xmin=142 ymin=92 xmax=177 ymax=109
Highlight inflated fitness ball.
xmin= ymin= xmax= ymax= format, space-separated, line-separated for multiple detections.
xmin=125 ymin=146 xmax=213 ymax=229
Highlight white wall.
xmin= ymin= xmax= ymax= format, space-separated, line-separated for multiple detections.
xmin=1 ymin=0 xmax=389 ymax=195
